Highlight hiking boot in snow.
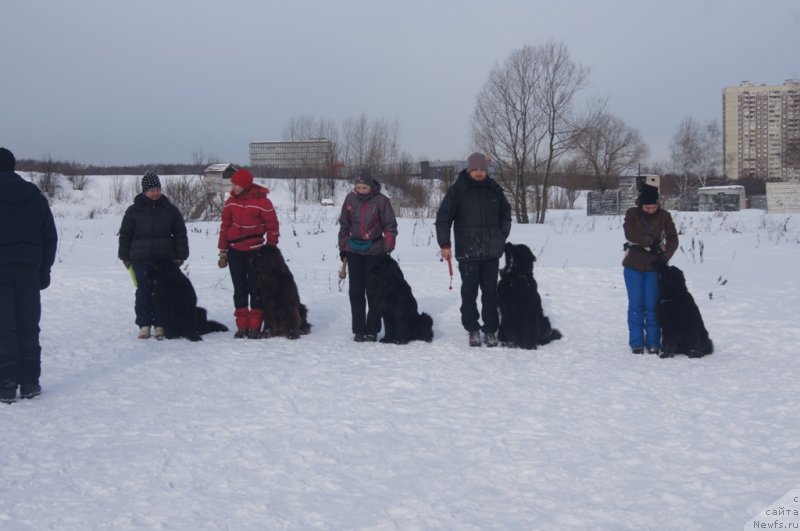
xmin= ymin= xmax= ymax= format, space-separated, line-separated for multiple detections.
xmin=364 ymin=334 xmax=377 ymax=342
xmin=154 ymin=327 xmax=166 ymax=340
xmin=0 ymin=381 xmax=16 ymax=404
xmin=659 ymin=351 xmax=675 ymax=359
xmin=647 ymin=346 xmax=660 ymax=355
xmin=631 ymin=346 xmax=644 ymax=354
xmin=234 ymin=329 xmax=248 ymax=339
xmin=246 ymin=329 xmax=261 ymax=339
xmin=20 ymin=383 xmax=41 ymax=399
xmin=484 ymin=332 xmax=498 ymax=348
xmin=138 ymin=326 xmax=151 ymax=339
xmin=468 ymin=330 xmax=481 ymax=347
xmin=353 ymin=334 xmax=366 ymax=342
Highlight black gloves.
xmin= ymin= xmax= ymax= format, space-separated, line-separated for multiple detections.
xmin=650 ymin=240 xmax=663 ymax=255
xmin=39 ymin=269 xmax=51 ymax=290
xmin=339 ymin=250 xmax=347 ymax=261
xmin=174 ymin=259 xmax=184 ymax=267
xmin=122 ymin=260 xmax=132 ymax=269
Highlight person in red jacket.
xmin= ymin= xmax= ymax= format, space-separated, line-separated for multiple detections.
xmin=217 ymin=169 xmax=280 ymax=338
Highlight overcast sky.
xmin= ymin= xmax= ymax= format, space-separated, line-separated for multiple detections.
xmin=2 ymin=0 xmax=798 ymax=167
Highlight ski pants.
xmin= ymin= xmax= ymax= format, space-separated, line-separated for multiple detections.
xmin=458 ymin=258 xmax=500 ymax=334
xmin=346 ymin=252 xmax=382 ymax=336
xmin=228 ymin=249 xmax=263 ymax=311
xmin=0 ymin=265 xmax=42 ymax=385
xmin=623 ymin=267 xmax=660 ymax=349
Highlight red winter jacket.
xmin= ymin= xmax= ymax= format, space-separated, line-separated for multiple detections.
xmin=217 ymin=184 xmax=280 ymax=251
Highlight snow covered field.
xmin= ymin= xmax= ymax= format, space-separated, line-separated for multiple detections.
xmin=2 ymin=175 xmax=799 ymax=530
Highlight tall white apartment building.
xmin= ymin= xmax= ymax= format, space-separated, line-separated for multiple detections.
xmin=723 ymin=80 xmax=800 ymax=180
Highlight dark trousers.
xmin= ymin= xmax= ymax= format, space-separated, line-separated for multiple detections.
xmin=131 ymin=262 xmax=159 ymax=327
xmin=228 ymin=249 xmax=263 ymax=310
xmin=347 ymin=253 xmax=381 ymax=336
xmin=458 ymin=258 xmax=500 ymax=333
xmin=0 ymin=265 xmax=42 ymax=385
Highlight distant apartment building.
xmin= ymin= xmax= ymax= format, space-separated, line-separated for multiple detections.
xmin=249 ymin=139 xmax=333 ymax=177
xmin=723 ymin=80 xmax=800 ymax=180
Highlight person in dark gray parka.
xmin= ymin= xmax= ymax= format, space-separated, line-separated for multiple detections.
xmin=436 ymin=152 xmax=512 ymax=347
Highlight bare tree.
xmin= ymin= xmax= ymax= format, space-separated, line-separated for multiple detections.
xmin=471 ymin=41 xmax=589 ymax=223
xmin=669 ymin=117 xmax=722 ymax=200
xmin=65 ymin=162 xmax=90 ymax=191
xmin=533 ymin=41 xmax=590 ymax=223
xmin=573 ymin=109 xmax=649 ymax=191
xmin=341 ymin=113 xmax=401 ymax=175
xmin=35 ymin=156 xmax=59 ymax=201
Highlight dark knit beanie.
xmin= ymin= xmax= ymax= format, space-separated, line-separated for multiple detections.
xmin=639 ymin=183 xmax=659 ymax=205
xmin=0 ymin=147 xmax=15 ymax=171
xmin=354 ymin=169 xmax=374 ymax=187
xmin=231 ymin=169 xmax=254 ymax=189
xmin=467 ymin=152 xmax=489 ymax=173
xmin=141 ymin=172 xmax=161 ymax=192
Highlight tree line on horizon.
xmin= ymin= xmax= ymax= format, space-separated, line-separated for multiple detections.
xmin=15 ymin=39 xmax=783 ymax=223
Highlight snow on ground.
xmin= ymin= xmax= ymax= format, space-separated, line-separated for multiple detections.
xmin=2 ymin=175 xmax=799 ymax=530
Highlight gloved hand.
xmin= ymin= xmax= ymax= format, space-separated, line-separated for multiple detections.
xmin=650 ymin=240 xmax=664 ymax=255
xmin=122 ymin=260 xmax=132 ymax=269
xmin=218 ymin=250 xmax=228 ymax=269
xmin=40 ymin=269 xmax=51 ymax=290
xmin=440 ymin=246 xmax=452 ymax=261
xmin=174 ymin=259 xmax=184 ymax=267
xmin=339 ymin=250 xmax=347 ymax=261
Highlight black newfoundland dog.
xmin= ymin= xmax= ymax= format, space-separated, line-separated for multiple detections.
xmin=497 ymin=242 xmax=562 ymax=350
xmin=655 ymin=261 xmax=714 ymax=358
xmin=149 ymin=258 xmax=229 ymax=341
xmin=251 ymin=245 xmax=311 ymax=339
xmin=371 ymin=254 xmax=433 ymax=344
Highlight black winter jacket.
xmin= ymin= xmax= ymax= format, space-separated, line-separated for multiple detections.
xmin=118 ymin=193 xmax=189 ymax=263
xmin=435 ymin=170 xmax=512 ymax=261
xmin=0 ymin=171 xmax=57 ymax=274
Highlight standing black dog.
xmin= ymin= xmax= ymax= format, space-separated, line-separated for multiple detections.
xmin=149 ymin=258 xmax=229 ymax=341
xmin=497 ymin=242 xmax=562 ymax=350
xmin=655 ymin=261 xmax=713 ymax=358
xmin=250 ymin=245 xmax=311 ymax=339
xmin=371 ymin=254 xmax=433 ymax=344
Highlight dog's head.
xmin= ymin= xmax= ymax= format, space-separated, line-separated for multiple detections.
xmin=502 ymin=242 xmax=536 ymax=276
xmin=655 ymin=261 xmax=687 ymax=297
xmin=371 ymin=253 xmax=404 ymax=283
xmin=251 ymin=245 xmax=290 ymax=279
xmin=149 ymin=257 xmax=184 ymax=287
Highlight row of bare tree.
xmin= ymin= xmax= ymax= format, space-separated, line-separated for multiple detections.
xmin=469 ymin=40 xmax=735 ymax=223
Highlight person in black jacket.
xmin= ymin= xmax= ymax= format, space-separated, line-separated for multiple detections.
xmin=118 ymin=172 xmax=189 ymax=339
xmin=436 ymin=152 xmax=512 ymax=347
xmin=0 ymin=147 xmax=58 ymax=403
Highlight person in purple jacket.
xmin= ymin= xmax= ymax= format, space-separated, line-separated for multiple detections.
xmin=0 ymin=147 xmax=57 ymax=403
xmin=337 ymin=169 xmax=398 ymax=342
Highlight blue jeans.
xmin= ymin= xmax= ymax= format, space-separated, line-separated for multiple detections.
xmin=623 ymin=267 xmax=660 ymax=349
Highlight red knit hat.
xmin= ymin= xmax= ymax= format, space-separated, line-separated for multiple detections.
xmin=231 ymin=169 xmax=254 ymax=189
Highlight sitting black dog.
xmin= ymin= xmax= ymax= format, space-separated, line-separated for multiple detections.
xmin=149 ymin=258 xmax=229 ymax=341
xmin=371 ymin=254 xmax=433 ymax=344
xmin=497 ymin=242 xmax=562 ymax=350
xmin=655 ymin=261 xmax=713 ymax=358
xmin=250 ymin=245 xmax=311 ymax=339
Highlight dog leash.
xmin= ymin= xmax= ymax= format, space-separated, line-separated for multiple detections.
xmin=439 ymin=252 xmax=454 ymax=290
